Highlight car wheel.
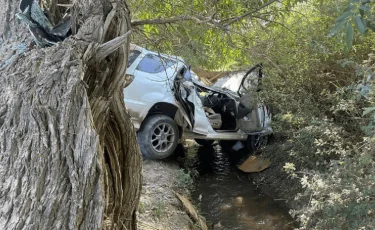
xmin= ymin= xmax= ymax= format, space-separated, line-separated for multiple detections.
xmin=195 ymin=139 xmax=215 ymax=146
xmin=247 ymin=135 xmax=268 ymax=151
xmin=137 ymin=115 xmax=179 ymax=160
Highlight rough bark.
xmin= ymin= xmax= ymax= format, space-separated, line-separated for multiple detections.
xmin=0 ymin=0 xmax=142 ymax=229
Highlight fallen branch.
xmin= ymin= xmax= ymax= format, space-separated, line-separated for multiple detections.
xmin=174 ymin=192 xmax=208 ymax=230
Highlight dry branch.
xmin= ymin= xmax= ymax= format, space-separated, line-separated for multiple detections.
xmin=175 ymin=192 xmax=208 ymax=230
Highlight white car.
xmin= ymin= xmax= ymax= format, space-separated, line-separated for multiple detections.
xmin=124 ymin=44 xmax=272 ymax=159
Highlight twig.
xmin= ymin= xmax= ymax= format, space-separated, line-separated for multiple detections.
xmin=223 ymin=0 xmax=279 ymax=26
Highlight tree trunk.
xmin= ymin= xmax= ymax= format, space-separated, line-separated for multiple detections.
xmin=0 ymin=0 xmax=142 ymax=229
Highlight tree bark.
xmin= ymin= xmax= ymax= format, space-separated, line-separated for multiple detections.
xmin=0 ymin=0 xmax=142 ymax=229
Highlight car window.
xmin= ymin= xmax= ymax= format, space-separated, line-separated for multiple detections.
xmin=128 ymin=50 xmax=141 ymax=67
xmin=136 ymin=54 xmax=176 ymax=73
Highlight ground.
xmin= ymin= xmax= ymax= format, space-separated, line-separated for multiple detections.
xmin=137 ymin=159 xmax=195 ymax=230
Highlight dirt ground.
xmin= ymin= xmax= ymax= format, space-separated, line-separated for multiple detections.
xmin=137 ymin=159 xmax=196 ymax=230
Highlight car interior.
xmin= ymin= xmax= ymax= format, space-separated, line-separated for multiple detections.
xmin=175 ymin=66 xmax=255 ymax=132
xmin=195 ymin=85 xmax=238 ymax=131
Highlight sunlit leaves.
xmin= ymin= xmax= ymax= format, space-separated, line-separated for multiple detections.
xmin=128 ymin=0 xmax=297 ymax=70
xmin=328 ymin=0 xmax=374 ymax=50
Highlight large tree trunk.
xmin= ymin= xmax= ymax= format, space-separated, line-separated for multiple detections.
xmin=0 ymin=0 xmax=142 ymax=229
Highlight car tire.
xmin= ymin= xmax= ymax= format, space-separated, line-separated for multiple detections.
xmin=137 ymin=115 xmax=179 ymax=160
xmin=247 ymin=135 xmax=268 ymax=152
xmin=195 ymin=139 xmax=215 ymax=146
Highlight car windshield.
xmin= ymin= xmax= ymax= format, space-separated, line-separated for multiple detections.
xmin=136 ymin=54 xmax=176 ymax=73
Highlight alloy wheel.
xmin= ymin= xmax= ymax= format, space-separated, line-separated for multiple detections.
xmin=151 ymin=123 xmax=175 ymax=153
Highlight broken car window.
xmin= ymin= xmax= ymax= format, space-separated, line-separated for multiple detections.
xmin=136 ymin=54 xmax=176 ymax=73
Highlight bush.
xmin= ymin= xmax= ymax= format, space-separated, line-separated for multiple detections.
xmin=277 ymin=54 xmax=375 ymax=229
xmin=175 ymin=168 xmax=194 ymax=193
xmin=244 ymin=1 xmax=375 ymax=228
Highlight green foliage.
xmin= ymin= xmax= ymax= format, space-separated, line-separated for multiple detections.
xmin=175 ymin=168 xmax=194 ymax=192
xmin=241 ymin=0 xmax=375 ymax=228
xmin=363 ymin=106 xmax=375 ymax=136
xmin=286 ymin=138 xmax=375 ymax=229
xmin=128 ymin=0 xmax=297 ymax=69
xmin=152 ymin=199 xmax=166 ymax=219
xmin=328 ymin=0 xmax=375 ymax=49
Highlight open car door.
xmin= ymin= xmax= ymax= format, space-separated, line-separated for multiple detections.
xmin=237 ymin=64 xmax=272 ymax=133
xmin=237 ymin=64 xmax=263 ymax=97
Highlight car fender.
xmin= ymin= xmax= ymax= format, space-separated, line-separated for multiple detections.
xmin=139 ymin=93 xmax=193 ymax=130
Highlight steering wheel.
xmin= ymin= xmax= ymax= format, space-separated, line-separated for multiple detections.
xmin=204 ymin=94 xmax=220 ymax=108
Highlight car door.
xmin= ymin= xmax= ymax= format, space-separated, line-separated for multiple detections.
xmin=173 ymin=68 xmax=210 ymax=135
xmin=237 ymin=64 xmax=272 ymax=132
xmin=237 ymin=64 xmax=263 ymax=97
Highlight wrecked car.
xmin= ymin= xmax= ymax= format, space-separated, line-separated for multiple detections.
xmin=124 ymin=44 xmax=272 ymax=159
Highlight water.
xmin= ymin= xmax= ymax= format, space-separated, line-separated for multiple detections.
xmin=185 ymin=143 xmax=294 ymax=230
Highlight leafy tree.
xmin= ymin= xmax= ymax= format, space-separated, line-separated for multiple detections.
xmin=329 ymin=0 xmax=375 ymax=49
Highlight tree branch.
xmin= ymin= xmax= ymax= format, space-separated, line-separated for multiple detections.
xmin=131 ymin=15 xmax=224 ymax=29
xmin=222 ymin=0 xmax=279 ymax=26
xmin=252 ymin=15 xmax=297 ymax=36
xmin=131 ymin=0 xmax=279 ymax=31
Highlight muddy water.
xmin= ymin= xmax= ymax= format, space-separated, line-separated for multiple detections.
xmin=186 ymin=144 xmax=294 ymax=230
